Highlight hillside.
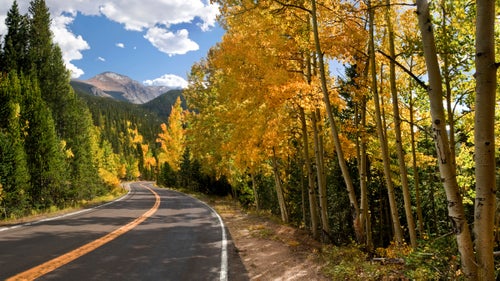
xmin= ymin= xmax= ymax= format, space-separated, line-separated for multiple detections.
xmin=72 ymin=86 xmax=183 ymax=149
xmin=142 ymin=89 xmax=186 ymax=119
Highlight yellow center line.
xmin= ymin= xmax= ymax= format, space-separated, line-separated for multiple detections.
xmin=7 ymin=183 xmax=161 ymax=281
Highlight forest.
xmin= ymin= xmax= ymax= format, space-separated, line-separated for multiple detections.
xmin=0 ymin=0 xmax=498 ymax=280
xmin=180 ymin=0 xmax=499 ymax=279
xmin=0 ymin=0 xmax=228 ymax=219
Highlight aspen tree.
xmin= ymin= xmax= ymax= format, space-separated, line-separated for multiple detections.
xmin=367 ymin=0 xmax=403 ymax=244
xmin=384 ymin=0 xmax=417 ymax=248
xmin=299 ymin=106 xmax=319 ymax=239
xmin=415 ymin=0 xmax=476 ymax=278
xmin=309 ymin=0 xmax=363 ymax=242
xmin=409 ymin=76 xmax=425 ymax=238
xmin=473 ymin=0 xmax=496 ymax=279
xmin=157 ymin=97 xmax=186 ymax=171
xmin=312 ymin=109 xmax=329 ymax=234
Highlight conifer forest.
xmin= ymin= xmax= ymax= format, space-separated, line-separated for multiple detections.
xmin=1 ymin=0 xmax=499 ymax=279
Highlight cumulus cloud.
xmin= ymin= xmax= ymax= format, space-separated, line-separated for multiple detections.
xmin=0 ymin=0 xmax=220 ymax=76
xmin=144 ymin=27 xmax=199 ymax=56
xmin=51 ymin=15 xmax=90 ymax=78
xmin=116 ymin=42 xmax=125 ymax=48
xmin=144 ymin=74 xmax=188 ymax=89
xmin=97 ymin=0 xmax=218 ymax=31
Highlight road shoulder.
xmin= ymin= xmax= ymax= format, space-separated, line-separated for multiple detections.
xmin=211 ymin=198 xmax=328 ymax=280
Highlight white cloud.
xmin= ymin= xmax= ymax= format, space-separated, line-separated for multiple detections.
xmin=0 ymin=15 xmax=7 ymax=36
xmin=51 ymin=15 xmax=90 ymax=78
xmin=98 ymin=56 xmax=106 ymax=62
xmin=144 ymin=74 xmax=188 ymax=89
xmin=97 ymin=0 xmax=219 ymax=32
xmin=144 ymin=27 xmax=199 ymax=56
xmin=116 ymin=42 xmax=125 ymax=48
xmin=0 ymin=0 xmax=220 ymax=75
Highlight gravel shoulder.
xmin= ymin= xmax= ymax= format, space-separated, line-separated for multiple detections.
xmin=211 ymin=198 xmax=329 ymax=280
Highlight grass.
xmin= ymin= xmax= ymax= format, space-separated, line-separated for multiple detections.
xmin=0 ymin=185 xmax=127 ymax=226
xmin=320 ymin=244 xmax=407 ymax=280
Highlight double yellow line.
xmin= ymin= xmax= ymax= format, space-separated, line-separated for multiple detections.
xmin=7 ymin=184 xmax=161 ymax=281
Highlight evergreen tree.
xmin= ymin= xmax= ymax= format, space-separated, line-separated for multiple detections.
xmin=26 ymin=0 xmax=103 ymax=198
xmin=0 ymin=72 xmax=30 ymax=218
xmin=27 ymin=0 xmax=52 ymax=75
xmin=20 ymin=74 xmax=68 ymax=209
xmin=1 ymin=0 xmax=30 ymax=73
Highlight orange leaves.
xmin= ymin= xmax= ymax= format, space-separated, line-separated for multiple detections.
xmin=315 ymin=1 xmax=367 ymax=64
xmin=186 ymin=0 xmax=369 ymax=180
xmin=156 ymin=97 xmax=186 ymax=171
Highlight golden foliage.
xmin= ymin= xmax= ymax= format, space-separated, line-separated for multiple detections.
xmin=156 ymin=97 xmax=186 ymax=171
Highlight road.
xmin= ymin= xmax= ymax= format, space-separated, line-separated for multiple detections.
xmin=0 ymin=182 xmax=228 ymax=280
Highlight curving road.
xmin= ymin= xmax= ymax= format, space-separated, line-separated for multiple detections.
xmin=0 ymin=182 xmax=228 ymax=280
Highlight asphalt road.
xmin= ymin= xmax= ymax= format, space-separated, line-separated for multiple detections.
xmin=0 ymin=182 xmax=228 ymax=280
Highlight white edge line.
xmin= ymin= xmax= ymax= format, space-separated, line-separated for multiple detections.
xmin=180 ymin=192 xmax=228 ymax=281
xmin=208 ymin=203 xmax=228 ymax=281
xmin=0 ymin=183 xmax=132 ymax=233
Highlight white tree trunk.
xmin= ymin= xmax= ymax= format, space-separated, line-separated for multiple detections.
xmin=384 ymin=0 xmax=417 ymax=248
xmin=272 ymin=148 xmax=289 ymax=223
xmin=310 ymin=0 xmax=362 ymax=241
xmin=312 ymin=110 xmax=329 ymax=235
xmin=368 ymin=0 xmax=402 ymax=244
xmin=416 ymin=0 xmax=477 ymax=278
xmin=299 ymin=107 xmax=319 ymax=239
xmin=473 ymin=0 xmax=497 ymax=280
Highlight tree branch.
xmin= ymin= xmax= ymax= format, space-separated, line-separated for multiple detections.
xmin=271 ymin=0 xmax=311 ymax=14
xmin=377 ymin=50 xmax=428 ymax=91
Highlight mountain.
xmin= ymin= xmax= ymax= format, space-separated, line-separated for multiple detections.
xmin=71 ymin=72 xmax=174 ymax=104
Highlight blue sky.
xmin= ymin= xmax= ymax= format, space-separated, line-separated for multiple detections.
xmin=0 ymin=0 xmax=224 ymax=88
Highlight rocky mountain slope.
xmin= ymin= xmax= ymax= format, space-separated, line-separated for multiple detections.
xmin=71 ymin=72 xmax=173 ymax=104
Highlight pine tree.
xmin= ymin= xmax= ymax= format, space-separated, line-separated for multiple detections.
xmin=1 ymin=0 xmax=30 ymax=73
xmin=20 ymin=74 xmax=68 ymax=209
xmin=27 ymin=0 xmax=52 ymax=75
xmin=26 ymin=0 xmax=103 ymax=199
xmin=0 ymin=72 xmax=30 ymax=218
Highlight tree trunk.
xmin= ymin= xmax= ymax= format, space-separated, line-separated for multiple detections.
xmin=299 ymin=107 xmax=319 ymax=239
xmin=309 ymin=0 xmax=362 ymax=242
xmin=384 ymin=0 xmax=417 ymax=248
xmin=300 ymin=162 xmax=307 ymax=228
xmin=356 ymin=94 xmax=372 ymax=248
xmin=367 ymin=0 xmax=403 ymax=244
xmin=272 ymin=148 xmax=289 ymax=223
xmin=440 ymin=2 xmax=457 ymax=168
xmin=250 ymin=172 xmax=260 ymax=211
xmin=415 ymin=0 xmax=477 ymax=278
xmin=409 ymin=74 xmax=425 ymax=237
xmin=312 ymin=109 xmax=329 ymax=235
xmin=473 ymin=0 xmax=496 ymax=280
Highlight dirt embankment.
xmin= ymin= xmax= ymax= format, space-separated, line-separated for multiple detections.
xmin=212 ymin=199 xmax=329 ymax=280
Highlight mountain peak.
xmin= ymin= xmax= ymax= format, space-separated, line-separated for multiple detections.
xmin=98 ymin=72 xmax=130 ymax=81
xmin=77 ymin=72 xmax=172 ymax=104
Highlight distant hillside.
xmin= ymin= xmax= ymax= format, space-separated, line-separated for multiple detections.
xmin=70 ymin=72 xmax=174 ymax=104
xmin=73 ymin=88 xmax=162 ymax=144
xmin=73 ymin=88 xmax=182 ymax=148
xmin=141 ymin=89 xmax=186 ymax=119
